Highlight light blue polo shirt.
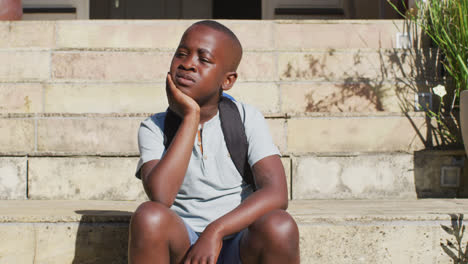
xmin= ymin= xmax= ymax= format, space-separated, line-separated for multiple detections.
xmin=136 ymin=101 xmax=280 ymax=233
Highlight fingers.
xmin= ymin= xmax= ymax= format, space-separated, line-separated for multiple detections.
xmin=166 ymin=72 xmax=188 ymax=103
xmin=166 ymin=72 xmax=177 ymax=100
xmin=166 ymin=72 xmax=174 ymax=106
xmin=182 ymin=245 xmax=218 ymax=264
xmin=183 ymin=256 xmax=215 ymax=264
xmin=165 ymin=72 xmax=200 ymax=118
xmin=167 ymin=72 xmax=176 ymax=92
xmin=166 ymin=72 xmax=184 ymax=113
xmin=208 ymin=256 xmax=216 ymax=264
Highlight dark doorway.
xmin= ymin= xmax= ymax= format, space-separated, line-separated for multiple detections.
xmin=90 ymin=0 xmax=212 ymax=19
xmin=213 ymin=0 xmax=261 ymax=19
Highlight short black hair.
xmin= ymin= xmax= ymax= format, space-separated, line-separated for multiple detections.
xmin=189 ymin=20 xmax=243 ymax=71
xmin=191 ymin=20 xmax=242 ymax=49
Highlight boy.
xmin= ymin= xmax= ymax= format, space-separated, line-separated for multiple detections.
xmin=129 ymin=20 xmax=300 ymax=264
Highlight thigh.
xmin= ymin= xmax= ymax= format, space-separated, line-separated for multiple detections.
xmin=165 ymin=209 xmax=193 ymax=261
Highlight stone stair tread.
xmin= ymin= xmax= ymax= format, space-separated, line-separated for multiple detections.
xmin=0 ymin=200 xmax=140 ymax=223
xmin=1 ymin=199 xmax=468 ymax=223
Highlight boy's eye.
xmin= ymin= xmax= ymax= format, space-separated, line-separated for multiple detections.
xmin=175 ymin=51 xmax=187 ymax=57
xmin=200 ymin=57 xmax=211 ymax=63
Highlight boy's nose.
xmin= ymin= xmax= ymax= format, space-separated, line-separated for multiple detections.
xmin=178 ymin=57 xmax=197 ymax=72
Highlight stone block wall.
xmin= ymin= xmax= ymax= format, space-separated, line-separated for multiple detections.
xmin=0 ymin=20 xmax=462 ymax=200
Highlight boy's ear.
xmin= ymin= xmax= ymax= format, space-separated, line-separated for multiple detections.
xmin=221 ymin=72 xmax=238 ymax=92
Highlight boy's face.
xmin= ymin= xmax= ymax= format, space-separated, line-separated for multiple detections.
xmin=169 ymin=24 xmax=236 ymax=106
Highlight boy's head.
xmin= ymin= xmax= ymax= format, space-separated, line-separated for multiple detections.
xmin=169 ymin=20 xmax=243 ymax=106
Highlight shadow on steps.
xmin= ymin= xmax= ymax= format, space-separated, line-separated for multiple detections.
xmin=72 ymin=210 xmax=132 ymax=264
xmin=440 ymin=214 xmax=468 ymax=264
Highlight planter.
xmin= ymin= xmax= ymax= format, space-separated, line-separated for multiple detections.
xmin=414 ymin=149 xmax=467 ymax=198
xmin=0 ymin=0 xmax=22 ymax=20
xmin=460 ymin=90 xmax=468 ymax=156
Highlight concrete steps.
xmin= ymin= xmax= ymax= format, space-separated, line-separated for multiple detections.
xmin=0 ymin=199 xmax=467 ymax=263
xmin=0 ymin=19 xmax=465 ymax=263
xmin=0 ymin=21 xmax=450 ymax=203
xmin=2 ymin=150 xmax=467 ymax=201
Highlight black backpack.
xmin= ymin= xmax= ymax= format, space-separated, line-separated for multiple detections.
xmin=163 ymin=96 xmax=255 ymax=189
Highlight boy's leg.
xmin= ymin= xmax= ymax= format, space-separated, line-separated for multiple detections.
xmin=128 ymin=201 xmax=191 ymax=264
xmin=239 ymin=210 xmax=300 ymax=264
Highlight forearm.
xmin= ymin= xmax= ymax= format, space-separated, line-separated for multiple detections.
xmin=206 ymin=184 xmax=288 ymax=238
xmin=204 ymin=155 xmax=288 ymax=238
xmin=143 ymin=112 xmax=199 ymax=206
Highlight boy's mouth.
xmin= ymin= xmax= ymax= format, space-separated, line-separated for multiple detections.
xmin=175 ymin=73 xmax=195 ymax=87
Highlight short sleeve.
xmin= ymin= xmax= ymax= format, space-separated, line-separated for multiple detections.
xmin=135 ymin=113 xmax=166 ymax=179
xmin=241 ymin=103 xmax=281 ymax=166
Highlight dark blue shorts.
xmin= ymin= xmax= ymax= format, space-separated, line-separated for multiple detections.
xmin=184 ymin=221 xmax=244 ymax=264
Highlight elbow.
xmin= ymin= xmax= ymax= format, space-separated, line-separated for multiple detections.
xmin=146 ymin=190 xmax=174 ymax=208
xmin=259 ymin=184 xmax=289 ymax=210
xmin=148 ymin=196 xmax=173 ymax=208
xmin=277 ymin=184 xmax=289 ymax=210
xmin=146 ymin=188 xmax=173 ymax=207
xmin=279 ymin=195 xmax=288 ymax=210
xmin=278 ymin=184 xmax=289 ymax=210
xmin=269 ymin=187 xmax=288 ymax=210
xmin=143 ymin=182 xmax=174 ymax=207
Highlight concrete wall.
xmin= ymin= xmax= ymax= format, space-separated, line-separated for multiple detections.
xmin=0 ymin=20 xmax=461 ymax=200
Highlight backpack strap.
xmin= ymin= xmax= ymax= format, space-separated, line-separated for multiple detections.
xmin=163 ymin=108 xmax=182 ymax=150
xmin=218 ymin=96 xmax=255 ymax=189
xmin=162 ymin=96 xmax=255 ymax=190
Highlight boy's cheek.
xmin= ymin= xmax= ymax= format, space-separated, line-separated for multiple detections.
xmin=169 ymin=59 xmax=177 ymax=72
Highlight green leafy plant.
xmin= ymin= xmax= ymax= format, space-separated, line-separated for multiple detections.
xmin=389 ymin=0 xmax=468 ymax=147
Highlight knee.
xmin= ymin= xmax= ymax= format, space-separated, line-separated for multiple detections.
xmin=130 ymin=201 xmax=172 ymax=235
xmin=250 ymin=210 xmax=299 ymax=248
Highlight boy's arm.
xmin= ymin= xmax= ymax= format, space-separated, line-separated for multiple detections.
xmin=140 ymin=73 xmax=200 ymax=207
xmin=207 ymin=154 xmax=288 ymax=234
xmin=183 ymin=154 xmax=288 ymax=263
